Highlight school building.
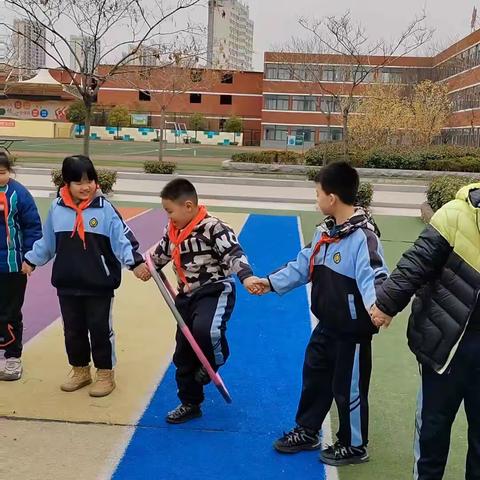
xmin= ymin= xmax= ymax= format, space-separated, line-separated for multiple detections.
xmin=1 ymin=27 xmax=480 ymax=147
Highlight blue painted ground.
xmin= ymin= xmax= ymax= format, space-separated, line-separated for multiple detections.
xmin=113 ymin=214 xmax=327 ymax=480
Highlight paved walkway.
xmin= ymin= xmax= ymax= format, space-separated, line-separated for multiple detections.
xmin=15 ymin=169 xmax=425 ymax=217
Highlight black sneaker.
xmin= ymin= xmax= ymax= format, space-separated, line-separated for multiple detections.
xmin=320 ymin=441 xmax=369 ymax=466
xmin=273 ymin=426 xmax=320 ymax=453
xmin=165 ymin=404 xmax=202 ymax=424
xmin=194 ymin=366 xmax=211 ymax=385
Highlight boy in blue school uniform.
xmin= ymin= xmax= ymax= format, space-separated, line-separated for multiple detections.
xmin=255 ymin=162 xmax=389 ymax=466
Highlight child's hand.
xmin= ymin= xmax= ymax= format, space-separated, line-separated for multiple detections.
xmin=370 ymin=305 xmax=392 ymax=328
xmin=21 ymin=261 xmax=34 ymax=276
xmin=244 ymin=276 xmax=271 ymax=295
xmin=133 ymin=263 xmax=151 ymax=282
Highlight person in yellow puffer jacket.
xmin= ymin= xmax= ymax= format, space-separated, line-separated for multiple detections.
xmin=372 ymin=183 xmax=480 ymax=480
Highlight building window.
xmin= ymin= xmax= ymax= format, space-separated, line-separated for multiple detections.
xmin=319 ymin=97 xmax=341 ymax=113
xmin=291 ymin=127 xmax=315 ymax=143
xmin=292 ymin=65 xmax=306 ymax=80
xmin=277 ymin=65 xmax=292 ymax=80
xmin=322 ymin=66 xmax=336 ymax=82
xmin=434 ymin=41 xmax=480 ymax=82
xmin=264 ymin=95 xmax=289 ymax=110
xmin=319 ymin=127 xmax=344 ymax=142
xmin=304 ymin=66 xmax=318 ymax=82
xmin=221 ymin=73 xmax=233 ymax=83
xmin=220 ymin=94 xmax=232 ymax=105
xmin=450 ymin=84 xmax=480 ymax=111
xmin=292 ymin=95 xmax=316 ymax=111
xmin=190 ymin=93 xmax=202 ymax=104
xmin=264 ymin=64 xmax=277 ymax=79
xmin=139 ymin=90 xmax=151 ymax=101
xmin=190 ymin=69 xmax=203 ymax=83
xmin=219 ymin=118 xmax=227 ymax=130
xmin=265 ymin=125 xmax=288 ymax=141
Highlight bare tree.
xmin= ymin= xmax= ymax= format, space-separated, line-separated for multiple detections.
xmin=274 ymin=11 xmax=433 ymax=156
xmin=0 ymin=0 xmax=204 ymax=156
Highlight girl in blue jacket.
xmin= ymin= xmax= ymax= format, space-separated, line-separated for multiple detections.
xmin=23 ymin=155 xmax=150 ymax=397
xmin=0 ymin=152 xmax=42 ymax=381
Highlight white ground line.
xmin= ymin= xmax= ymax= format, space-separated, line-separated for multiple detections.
xmin=122 ymin=149 xmax=159 ymax=156
xmin=296 ymin=216 xmax=339 ymax=480
xmin=123 ymin=207 xmax=154 ymax=222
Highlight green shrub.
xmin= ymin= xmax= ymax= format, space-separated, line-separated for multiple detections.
xmin=306 ymin=168 xmax=319 ymax=181
xmin=304 ymin=143 xmax=365 ymax=167
xmin=143 ymin=160 xmax=176 ymax=174
xmin=51 ymin=169 xmax=63 ymax=188
xmin=364 ymin=145 xmax=480 ymax=172
xmin=426 ymin=156 xmax=480 ymax=173
xmin=427 ymin=176 xmax=479 ymax=211
xmin=305 ymin=143 xmax=345 ymax=166
xmin=356 ymin=182 xmax=374 ymax=209
xmin=231 ymin=150 xmax=304 ymax=165
xmin=4 ymin=153 xmax=18 ymax=165
xmin=414 ymin=145 xmax=480 ymax=161
xmin=51 ymin=169 xmax=117 ymax=194
xmin=365 ymin=147 xmax=426 ymax=170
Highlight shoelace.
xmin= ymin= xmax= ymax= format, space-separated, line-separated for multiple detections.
xmin=67 ymin=367 xmax=89 ymax=379
xmin=170 ymin=405 xmax=190 ymax=418
xmin=331 ymin=442 xmax=353 ymax=458
xmin=282 ymin=427 xmax=309 ymax=445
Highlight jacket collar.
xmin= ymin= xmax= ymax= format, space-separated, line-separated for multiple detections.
xmin=57 ymin=190 xmax=104 ymax=209
xmin=322 ymin=207 xmax=380 ymax=239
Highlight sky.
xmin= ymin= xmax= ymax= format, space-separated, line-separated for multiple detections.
xmin=245 ymin=0 xmax=480 ymax=69
xmin=1 ymin=0 xmax=479 ymax=69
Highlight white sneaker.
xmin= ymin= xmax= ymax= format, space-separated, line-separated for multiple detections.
xmin=0 ymin=358 xmax=23 ymax=381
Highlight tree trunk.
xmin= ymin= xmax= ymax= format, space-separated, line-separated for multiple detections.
xmin=158 ymin=108 xmax=165 ymax=162
xmin=83 ymin=102 xmax=92 ymax=157
xmin=325 ymin=112 xmax=332 ymax=167
xmin=342 ymin=109 xmax=349 ymax=161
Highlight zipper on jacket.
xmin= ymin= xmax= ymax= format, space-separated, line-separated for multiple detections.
xmin=438 ymin=289 xmax=480 ymax=374
xmin=348 ymin=294 xmax=358 ymax=320
xmin=100 ymin=255 xmax=110 ymax=277
xmin=323 ymin=243 xmax=330 ymax=264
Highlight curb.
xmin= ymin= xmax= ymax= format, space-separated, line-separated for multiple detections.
xmin=420 ymin=202 xmax=435 ymax=223
xmin=223 ymin=160 xmax=479 ymax=180
xmin=16 ymin=166 xmax=427 ymax=192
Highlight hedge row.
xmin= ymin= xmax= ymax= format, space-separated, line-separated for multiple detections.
xmin=427 ymin=176 xmax=480 ymax=211
xmin=51 ymin=169 xmax=117 ymax=195
xmin=233 ymin=145 xmax=480 ymax=173
xmin=231 ymin=151 xmax=304 ymax=165
xmin=143 ymin=161 xmax=176 ymax=174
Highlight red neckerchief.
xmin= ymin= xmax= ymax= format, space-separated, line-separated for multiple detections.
xmin=60 ymin=186 xmax=96 ymax=249
xmin=0 ymin=191 xmax=10 ymax=246
xmin=309 ymin=232 xmax=340 ymax=280
xmin=168 ymin=205 xmax=208 ymax=290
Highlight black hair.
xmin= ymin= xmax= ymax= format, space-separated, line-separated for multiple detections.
xmin=314 ymin=161 xmax=359 ymax=205
xmin=160 ymin=178 xmax=198 ymax=204
xmin=0 ymin=151 xmax=14 ymax=172
xmin=61 ymin=155 xmax=98 ymax=185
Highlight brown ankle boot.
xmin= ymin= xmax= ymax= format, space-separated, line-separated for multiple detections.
xmin=89 ymin=369 xmax=116 ymax=397
xmin=60 ymin=366 xmax=92 ymax=392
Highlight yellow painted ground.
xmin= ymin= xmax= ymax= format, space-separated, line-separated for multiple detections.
xmin=0 ymin=212 xmax=248 ymax=429
xmin=0 ymin=418 xmax=134 ymax=480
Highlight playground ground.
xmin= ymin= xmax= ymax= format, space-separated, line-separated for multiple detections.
xmin=0 ymin=198 xmax=469 ymax=480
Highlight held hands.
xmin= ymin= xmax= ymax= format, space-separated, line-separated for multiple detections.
xmin=370 ymin=304 xmax=393 ymax=329
xmin=21 ymin=261 xmax=34 ymax=276
xmin=243 ymin=276 xmax=271 ymax=295
xmin=133 ymin=262 xmax=151 ymax=282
